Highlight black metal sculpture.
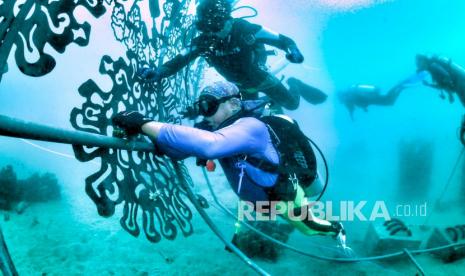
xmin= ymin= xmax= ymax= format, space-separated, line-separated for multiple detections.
xmin=0 ymin=0 xmax=106 ymax=79
xmin=70 ymin=0 xmax=206 ymax=243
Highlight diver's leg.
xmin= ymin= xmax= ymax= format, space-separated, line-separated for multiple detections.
xmin=258 ymin=74 xmax=300 ymax=110
xmin=376 ymin=85 xmax=405 ymax=106
xmin=287 ymin=77 xmax=327 ymax=105
xmin=276 ymin=186 xmax=355 ymax=256
xmin=371 ymin=84 xmax=407 ymax=106
xmin=278 ymin=186 xmax=342 ymax=236
xmin=225 ymin=201 xmax=246 ymax=252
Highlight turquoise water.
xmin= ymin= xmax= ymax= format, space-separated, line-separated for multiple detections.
xmin=1 ymin=0 xmax=465 ymax=275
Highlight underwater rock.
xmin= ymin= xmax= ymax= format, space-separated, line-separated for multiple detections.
xmin=20 ymin=172 xmax=61 ymax=202
xmin=157 ymin=250 xmax=174 ymax=264
xmin=15 ymin=201 xmax=29 ymax=214
xmin=0 ymin=165 xmax=20 ymax=210
xmin=426 ymin=226 xmax=465 ymax=262
xmin=364 ymin=221 xmax=426 ymax=258
xmin=0 ymin=165 xmax=61 ymax=211
xmin=232 ymin=220 xmax=294 ymax=262
xmin=30 ymin=217 xmax=39 ymax=228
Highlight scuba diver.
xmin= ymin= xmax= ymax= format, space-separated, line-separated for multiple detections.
xmin=338 ymin=84 xmax=402 ymax=120
xmin=416 ymin=54 xmax=465 ymax=146
xmin=112 ymin=81 xmax=352 ymax=255
xmin=338 ymin=72 xmax=427 ymax=120
xmin=416 ymin=54 xmax=465 ymax=106
xmin=138 ymin=0 xmax=326 ymax=112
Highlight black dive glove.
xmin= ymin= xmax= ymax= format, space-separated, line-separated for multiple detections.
xmin=137 ymin=66 xmax=162 ymax=82
xmin=112 ymin=111 xmax=153 ymax=136
xmin=286 ymin=45 xmax=304 ymax=64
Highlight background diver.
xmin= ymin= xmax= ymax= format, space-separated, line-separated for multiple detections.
xmin=416 ymin=54 xmax=465 ymax=107
xmin=338 ymin=72 xmax=427 ymax=120
xmin=416 ymin=54 xmax=465 ymax=146
xmin=112 ymin=81 xmax=353 ymax=257
xmin=138 ymin=0 xmax=327 ymax=113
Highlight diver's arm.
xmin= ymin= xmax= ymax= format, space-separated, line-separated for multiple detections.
xmin=147 ymin=118 xmax=268 ymax=160
xmin=255 ymin=28 xmax=304 ymax=63
xmin=255 ymin=28 xmax=294 ymax=51
xmin=112 ymin=112 xmax=267 ymax=159
xmin=139 ymin=46 xmax=201 ymax=81
xmin=158 ymin=47 xmax=201 ymax=78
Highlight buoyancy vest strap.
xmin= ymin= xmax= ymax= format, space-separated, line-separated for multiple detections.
xmin=246 ymin=155 xmax=313 ymax=175
xmin=246 ymin=156 xmax=279 ymax=172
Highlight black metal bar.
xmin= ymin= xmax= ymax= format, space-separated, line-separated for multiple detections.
xmin=0 ymin=115 xmax=154 ymax=152
xmin=171 ymin=161 xmax=270 ymax=276
xmin=403 ymin=248 xmax=426 ymax=276
xmin=0 ymin=225 xmax=18 ymax=276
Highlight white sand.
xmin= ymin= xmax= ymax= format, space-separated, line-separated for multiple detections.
xmin=2 ymin=170 xmax=465 ymax=275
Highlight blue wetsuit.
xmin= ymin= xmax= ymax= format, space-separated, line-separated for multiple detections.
xmin=156 ymin=117 xmax=279 ymax=202
xmin=155 ymin=114 xmax=344 ymax=237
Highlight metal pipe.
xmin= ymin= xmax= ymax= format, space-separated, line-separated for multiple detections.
xmin=0 ymin=114 xmax=268 ymax=274
xmin=172 ymin=161 xmax=270 ymax=276
xmin=0 ymin=115 xmax=154 ymax=152
xmin=0 ymin=225 xmax=18 ymax=276
xmin=403 ymin=248 xmax=426 ymax=276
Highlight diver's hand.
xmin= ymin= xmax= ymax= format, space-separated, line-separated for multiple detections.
xmin=332 ymin=222 xmax=356 ymax=258
xmin=137 ymin=66 xmax=162 ymax=82
xmin=330 ymin=221 xmax=345 ymax=237
xmin=286 ymin=45 xmax=304 ymax=64
xmin=112 ymin=111 xmax=153 ymax=136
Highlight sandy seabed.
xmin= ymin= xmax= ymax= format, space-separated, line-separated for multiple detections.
xmin=2 ymin=183 xmax=465 ymax=275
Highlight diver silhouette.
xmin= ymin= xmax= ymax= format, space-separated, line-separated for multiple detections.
xmin=416 ymin=54 xmax=465 ymax=107
xmin=338 ymin=84 xmax=402 ymax=119
xmin=138 ymin=0 xmax=326 ymax=111
xmin=416 ymin=54 xmax=465 ymax=146
xmin=338 ymin=72 xmax=425 ymax=120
